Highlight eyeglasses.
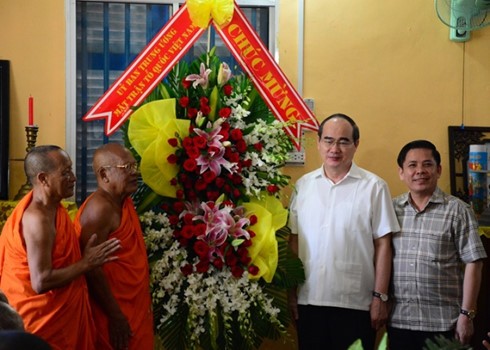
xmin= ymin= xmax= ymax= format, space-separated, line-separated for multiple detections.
xmin=99 ymin=163 xmax=139 ymax=173
xmin=321 ymin=138 xmax=354 ymax=148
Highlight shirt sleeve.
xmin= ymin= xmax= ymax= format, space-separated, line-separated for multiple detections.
xmin=454 ymin=201 xmax=487 ymax=263
xmin=371 ymin=180 xmax=401 ymax=239
xmin=288 ymin=185 xmax=299 ymax=235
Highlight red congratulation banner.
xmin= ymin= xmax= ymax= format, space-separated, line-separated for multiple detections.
xmin=83 ymin=1 xmax=319 ymax=149
xmin=83 ymin=4 xmax=204 ymax=135
xmin=215 ymin=3 xmax=319 ymax=148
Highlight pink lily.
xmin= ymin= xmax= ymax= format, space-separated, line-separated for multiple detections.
xmin=196 ymin=146 xmax=237 ymax=176
xmin=185 ymin=63 xmax=212 ymax=89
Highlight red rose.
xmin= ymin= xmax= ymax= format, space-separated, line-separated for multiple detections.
xmin=195 ymin=223 xmax=206 ymax=237
xmin=187 ymin=107 xmax=198 ymax=119
xmin=249 ymin=214 xmax=258 ymax=225
xmin=181 ymin=264 xmax=193 ymax=276
xmin=218 ymin=107 xmax=232 ymax=119
xmin=169 ymin=215 xmax=179 ymax=225
xmin=219 ymin=129 xmax=229 ymax=141
xmin=253 ymin=142 xmax=263 ymax=151
xmin=248 ymin=265 xmax=259 ymax=276
xmin=176 ymin=189 xmax=185 ymax=199
xmin=194 ymin=136 xmax=207 ymax=149
xmin=201 ymin=105 xmax=211 ymax=116
xmin=232 ymin=188 xmax=241 ymax=198
xmin=167 ymin=154 xmax=178 ymax=164
xmin=194 ymin=241 xmax=210 ymax=258
xmin=181 ymin=225 xmax=194 ymax=239
xmin=183 ymin=137 xmax=193 ymax=148
xmin=206 ymin=191 xmax=220 ymax=202
xmin=242 ymin=239 xmax=253 ymax=247
xmin=231 ymin=174 xmax=242 ymax=185
xmin=196 ymin=259 xmax=210 ymax=273
xmin=173 ymin=201 xmax=185 ymax=213
xmin=183 ymin=158 xmax=197 ymax=172
xmin=225 ymin=253 xmax=238 ymax=266
xmin=213 ymin=258 xmax=224 ymax=270
xmin=236 ymin=139 xmax=247 ymax=153
xmin=179 ymin=96 xmax=190 ymax=108
xmin=267 ymin=184 xmax=279 ymax=193
xmin=202 ymin=170 xmax=216 ymax=184
xmin=215 ymin=177 xmax=225 ymax=188
xmin=200 ymin=97 xmax=209 ymax=107
xmin=241 ymin=159 xmax=252 ymax=168
xmin=183 ymin=213 xmax=194 ymax=225
xmin=168 ymin=138 xmax=178 ymax=147
xmin=223 ymin=84 xmax=233 ymax=96
xmin=241 ymin=256 xmax=251 ymax=265
xmin=186 ymin=146 xmax=200 ymax=159
xmin=227 ymin=151 xmax=239 ymax=163
xmin=196 ymin=178 xmax=207 ymax=191
xmin=231 ymin=265 xmax=244 ymax=278
xmin=223 ymin=200 xmax=234 ymax=207
xmin=230 ymin=129 xmax=243 ymax=141
xmin=221 ymin=122 xmax=230 ymax=131
xmin=182 ymin=78 xmax=192 ymax=89
xmin=208 ymin=146 xmax=220 ymax=155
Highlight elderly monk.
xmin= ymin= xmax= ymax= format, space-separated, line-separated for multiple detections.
xmin=74 ymin=143 xmax=154 ymax=350
xmin=0 ymin=145 xmax=121 ymax=350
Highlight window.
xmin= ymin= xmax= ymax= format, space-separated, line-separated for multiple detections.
xmin=71 ymin=0 xmax=277 ymax=203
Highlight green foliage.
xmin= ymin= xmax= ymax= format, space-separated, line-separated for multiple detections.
xmin=423 ymin=335 xmax=472 ymax=350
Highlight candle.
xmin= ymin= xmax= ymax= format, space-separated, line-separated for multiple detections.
xmin=28 ymin=96 xmax=34 ymax=126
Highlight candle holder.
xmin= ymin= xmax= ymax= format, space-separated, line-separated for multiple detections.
xmin=14 ymin=125 xmax=39 ymax=200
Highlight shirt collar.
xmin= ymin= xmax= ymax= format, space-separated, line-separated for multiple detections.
xmin=400 ymin=187 xmax=445 ymax=208
xmin=314 ymin=162 xmax=361 ymax=183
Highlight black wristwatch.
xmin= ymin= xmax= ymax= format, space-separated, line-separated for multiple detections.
xmin=460 ymin=308 xmax=476 ymax=320
xmin=372 ymin=291 xmax=389 ymax=302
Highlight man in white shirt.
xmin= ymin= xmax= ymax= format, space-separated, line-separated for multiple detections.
xmin=288 ymin=113 xmax=400 ymax=350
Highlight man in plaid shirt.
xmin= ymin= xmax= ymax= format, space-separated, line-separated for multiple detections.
xmin=388 ymin=140 xmax=487 ymax=349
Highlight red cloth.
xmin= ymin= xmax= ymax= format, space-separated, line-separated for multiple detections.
xmin=74 ymin=196 xmax=154 ymax=350
xmin=0 ymin=191 xmax=95 ymax=350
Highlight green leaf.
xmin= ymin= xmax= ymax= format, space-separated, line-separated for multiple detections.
xmin=231 ymin=238 xmax=245 ymax=247
xmin=208 ymin=85 xmax=219 ymax=121
xmin=423 ymin=335 xmax=472 ymax=350
xmin=159 ymin=83 xmax=172 ymax=100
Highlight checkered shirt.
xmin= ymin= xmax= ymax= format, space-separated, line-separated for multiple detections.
xmin=389 ymin=187 xmax=487 ymax=331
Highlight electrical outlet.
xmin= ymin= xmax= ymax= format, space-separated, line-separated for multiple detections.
xmin=304 ymin=98 xmax=314 ymax=111
xmin=287 ymin=150 xmax=305 ymax=166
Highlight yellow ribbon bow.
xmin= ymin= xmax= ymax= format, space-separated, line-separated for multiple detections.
xmin=243 ymin=194 xmax=288 ymax=283
xmin=128 ymin=99 xmax=190 ymax=198
xmin=187 ymin=0 xmax=234 ymax=29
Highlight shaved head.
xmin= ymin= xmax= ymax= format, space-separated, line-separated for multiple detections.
xmin=93 ymin=143 xmax=132 ymax=173
xmin=24 ymin=145 xmax=65 ymax=185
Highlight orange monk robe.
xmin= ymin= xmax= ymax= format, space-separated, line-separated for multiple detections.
xmin=74 ymin=196 xmax=154 ymax=350
xmin=0 ymin=191 xmax=95 ymax=350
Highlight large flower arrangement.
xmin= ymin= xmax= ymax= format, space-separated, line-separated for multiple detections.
xmin=124 ymin=49 xmax=304 ymax=350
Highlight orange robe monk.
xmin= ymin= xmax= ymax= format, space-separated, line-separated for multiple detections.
xmin=74 ymin=196 xmax=154 ymax=350
xmin=0 ymin=191 xmax=95 ymax=350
